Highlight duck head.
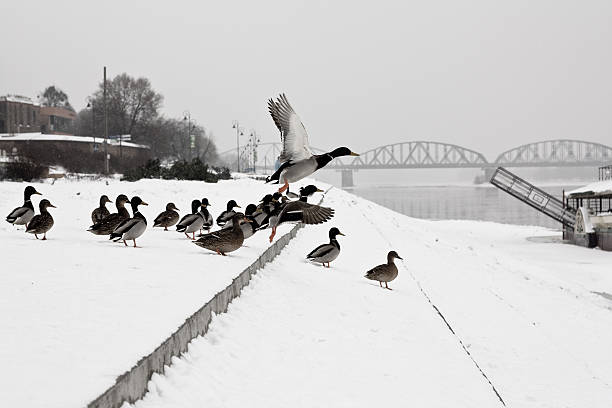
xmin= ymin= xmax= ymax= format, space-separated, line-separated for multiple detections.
xmin=299 ymin=185 xmax=324 ymax=201
xmin=130 ymin=196 xmax=148 ymax=213
xmin=245 ymin=204 xmax=258 ymax=217
xmin=39 ymin=199 xmax=56 ymax=212
xmin=190 ymin=199 xmax=202 ymax=214
xmin=329 ymin=227 xmax=345 ymax=240
xmin=226 ymin=200 xmax=240 ymax=211
xmin=201 ymin=198 xmax=210 ymax=207
xmin=329 ymin=147 xmax=360 ymax=158
xmin=100 ymin=195 xmax=111 ymax=206
xmin=24 ymin=185 xmax=42 ymax=200
xmin=166 ymin=202 xmax=179 ymax=211
xmin=387 ymin=251 xmax=403 ymax=262
xmin=116 ymin=194 xmax=130 ymax=208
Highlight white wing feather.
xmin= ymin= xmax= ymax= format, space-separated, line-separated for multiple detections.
xmin=268 ymin=94 xmax=313 ymax=162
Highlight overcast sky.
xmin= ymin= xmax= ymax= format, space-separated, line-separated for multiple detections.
xmin=0 ymin=0 xmax=610 ymax=159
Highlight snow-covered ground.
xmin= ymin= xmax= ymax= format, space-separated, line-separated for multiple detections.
xmin=3 ymin=178 xmax=612 ymax=407
xmin=128 ymin=186 xmax=612 ymax=408
xmin=0 ymin=177 xmax=304 ymax=408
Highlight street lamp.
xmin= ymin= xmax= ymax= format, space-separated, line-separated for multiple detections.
xmin=86 ymin=101 xmax=96 ymax=147
xmin=232 ymin=120 xmax=244 ymax=172
xmin=183 ymin=111 xmax=195 ymax=161
xmin=249 ymin=130 xmax=261 ymax=173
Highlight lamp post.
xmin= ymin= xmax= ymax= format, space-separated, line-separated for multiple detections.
xmin=249 ymin=130 xmax=260 ymax=173
xmin=232 ymin=120 xmax=244 ymax=172
xmin=86 ymin=101 xmax=96 ymax=147
xmin=103 ymin=66 xmax=109 ymax=174
xmin=183 ymin=111 xmax=193 ymax=160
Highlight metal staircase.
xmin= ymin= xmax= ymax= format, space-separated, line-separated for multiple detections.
xmin=490 ymin=167 xmax=576 ymax=228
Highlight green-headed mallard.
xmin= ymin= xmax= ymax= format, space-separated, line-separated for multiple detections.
xmin=6 ymin=185 xmax=42 ymax=227
xmin=267 ymin=185 xmax=333 ymax=242
xmin=88 ymin=194 xmax=131 ymax=235
xmin=193 ymin=213 xmax=250 ymax=255
xmin=200 ymin=198 xmax=214 ymax=233
xmin=176 ymin=199 xmax=204 ymax=240
xmin=153 ymin=202 xmax=180 ymax=231
xmin=91 ymin=195 xmax=112 ymax=224
xmin=109 ymin=196 xmax=148 ymax=247
xmin=265 ymin=94 xmax=359 ymax=193
xmin=365 ymin=251 xmax=403 ymax=290
xmin=306 ymin=227 xmax=345 ymax=267
xmin=216 ymin=199 xmax=240 ymax=227
xmin=26 ymin=199 xmax=56 ymax=240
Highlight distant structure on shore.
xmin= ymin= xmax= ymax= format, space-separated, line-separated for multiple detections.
xmin=0 ymin=95 xmax=76 ymax=135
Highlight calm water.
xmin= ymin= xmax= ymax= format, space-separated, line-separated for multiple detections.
xmin=349 ymin=185 xmax=579 ymax=229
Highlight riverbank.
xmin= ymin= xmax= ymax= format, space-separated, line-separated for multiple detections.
xmin=129 ymin=185 xmax=612 ymax=408
xmin=2 ymin=178 xmax=611 ymax=407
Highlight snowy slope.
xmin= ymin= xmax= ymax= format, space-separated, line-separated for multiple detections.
xmin=0 ymin=177 xmax=312 ymax=408
xmin=129 ymin=186 xmax=612 ymax=408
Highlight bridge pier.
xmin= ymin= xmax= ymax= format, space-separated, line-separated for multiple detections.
xmin=341 ymin=169 xmax=354 ymax=188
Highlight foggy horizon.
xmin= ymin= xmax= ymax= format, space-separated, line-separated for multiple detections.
xmin=1 ymin=0 xmax=610 ymax=158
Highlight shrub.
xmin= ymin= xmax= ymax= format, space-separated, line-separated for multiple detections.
xmin=121 ymin=158 xmax=229 ymax=182
xmin=4 ymin=159 xmax=46 ymax=181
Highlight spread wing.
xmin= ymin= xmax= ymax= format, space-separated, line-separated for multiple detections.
xmin=268 ymin=94 xmax=313 ymax=162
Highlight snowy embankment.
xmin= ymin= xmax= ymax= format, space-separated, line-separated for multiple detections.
xmin=127 ymin=186 xmax=612 ymax=408
xmin=0 ymin=177 xmax=304 ymax=408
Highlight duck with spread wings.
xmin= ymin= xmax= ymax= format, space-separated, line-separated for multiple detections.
xmin=266 ymin=94 xmax=359 ymax=193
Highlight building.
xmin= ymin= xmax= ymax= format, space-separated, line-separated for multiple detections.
xmin=0 ymin=95 xmax=40 ymax=134
xmin=564 ymin=165 xmax=612 ymax=251
xmin=39 ymin=106 xmax=76 ymax=134
xmin=0 ymin=94 xmax=76 ymax=135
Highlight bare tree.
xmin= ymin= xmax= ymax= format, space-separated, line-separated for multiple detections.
xmin=90 ymin=73 xmax=163 ymax=139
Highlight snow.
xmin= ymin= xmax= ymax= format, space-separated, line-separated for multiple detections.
xmin=0 ymin=132 xmax=148 ymax=149
xmin=0 ymin=177 xmax=305 ymax=408
xmin=568 ymin=179 xmax=612 ymax=197
xmin=128 ymin=186 xmax=612 ymax=408
xmin=3 ymin=178 xmax=612 ymax=408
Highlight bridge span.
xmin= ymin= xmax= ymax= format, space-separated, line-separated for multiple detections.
xmin=219 ymin=139 xmax=612 ymax=186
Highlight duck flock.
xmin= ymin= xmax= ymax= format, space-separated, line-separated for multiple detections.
xmin=4 ymin=94 xmax=402 ymax=290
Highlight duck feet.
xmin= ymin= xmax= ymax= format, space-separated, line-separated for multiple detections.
xmin=278 ymin=181 xmax=289 ymax=193
xmin=42 ymin=233 xmax=47 ymax=241
xmin=384 ymin=282 xmax=392 ymax=290
xmin=123 ymin=240 xmax=128 ymax=247
xmin=268 ymin=227 xmax=277 ymax=243
xmin=164 ymin=227 xmax=168 ymax=231
xmin=133 ymin=240 xmax=137 ymax=248
xmin=35 ymin=234 xmax=39 ymax=239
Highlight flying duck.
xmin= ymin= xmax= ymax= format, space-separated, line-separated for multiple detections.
xmin=365 ymin=251 xmax=403 ymax=290
xmin=216 ymin=199 xmax=240 ymax=227
xmin=153 ymin=203 xmax=180 ymax=231
xmin=267 ymin=186 xmax=334 ymax=242
xmin=26 ymin=199 xmax=56 ymax=240
xmin=109 ymin=196 xmax=148 ymax=247
xmin=266 ymin=93 xmax=359 ymax=193
xmin=91 ymin=195 xmax=112 ymax=224
xmin=176 ymin=199 xmax=204 ymax=240
xmin=306 ymin=227 xmax=345 ymax=268
xmin=193 ymin=213 xmax=251 ymax=256
xmin=6 ymin=185 xmax=42 ymax=227
xmin=88 ymin=194 xmax=131 ymax=235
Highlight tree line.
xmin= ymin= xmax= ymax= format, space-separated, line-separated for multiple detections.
xmin=45 ymin=74 xmax=219 ymax=165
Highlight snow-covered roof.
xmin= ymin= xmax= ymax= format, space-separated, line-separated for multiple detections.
xmin=0 ymin=132 xmax=149 ymax=149
xmin=568 ymin=179 xmax=612 ymax=197
xmin=0 ymin=95 xmax=39 ymax=106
